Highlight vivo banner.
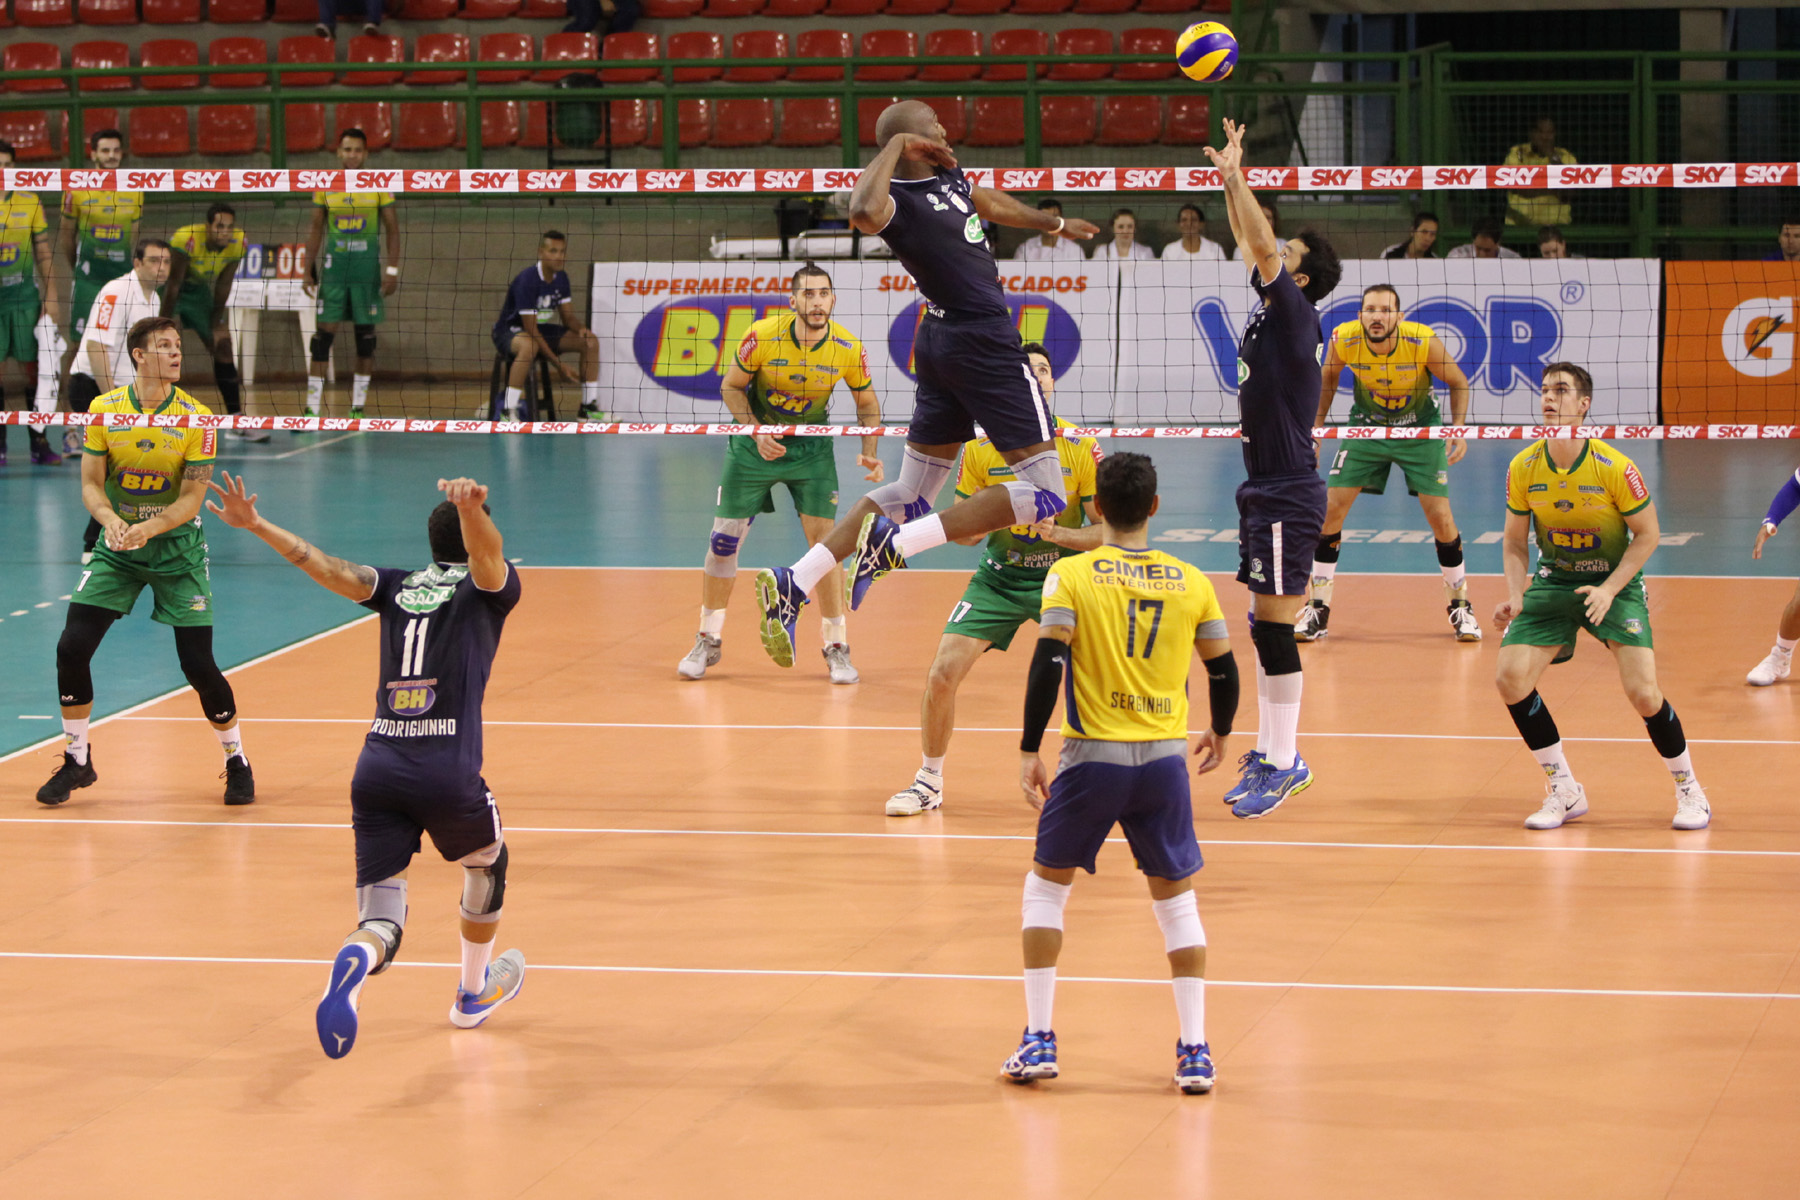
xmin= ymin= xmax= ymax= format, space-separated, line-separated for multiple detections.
xmin=590 ymin=259 xmax=1660 ymax=425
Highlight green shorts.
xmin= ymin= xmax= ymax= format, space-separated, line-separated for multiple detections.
xmin=70 ymin=276 xmax=103 ymax=342
xmin=72 ymin=527 xmax=215 ymax=627
xmin=1327 ymin=439 xmax=1450 ymax=498
xmin=0 ymin=304 xmax=37 ymax=362
xmin=944 ymin=564 xmax=1047 ymax=651
xmin=1501 ymin=572 xmax=1653 ymax=651
xmin=716 ymin=436 xmax=838 ymax=520
xmin=316 ymin=272 xmax=385 ymax=325
xmin=175 ymin=289 xmax=217 ymax=337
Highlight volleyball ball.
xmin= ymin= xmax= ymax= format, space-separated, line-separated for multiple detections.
xmin=1176 ymin=22 xmax=1238 ymax=84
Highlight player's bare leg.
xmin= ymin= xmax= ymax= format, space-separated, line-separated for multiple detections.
xmin=1419 ymin=494 xmax=1479 ymax=641
xmin=1004 ymin=864 xmax=1074 ymax=1083
xmin=801 ymin=513 xmax=858 ymax=684
xmin=1298 ymin=486 xmax=1359 ymax=641
xmin=573 ymin=327 xmax=603 ymax=418
xmin=1612 ymin=644 xmax=1709 ymax=829
xmin=1147 ymin=874 xmax=1213 ymax=1094
xmin=1232 ymin=591 xmax=1314 ymax=818
xmin=889 ymin=632 xmax=987 ymax=815
xmin=211 ymin=328 xmax=266 ymax=442
xmin=502 ymin=332 xmax=538 ymax=420
xmin=1495 ymin=641 xmax=1587 ymax=828
xmin=449 ymin=840 xmax=526 ymax=1027
xmin=1747 ymin=580 xmax=1800 ymax=685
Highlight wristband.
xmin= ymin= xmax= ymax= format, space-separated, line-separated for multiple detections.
xmin=384 ymin=266 xmax=399 ymax=277
xmin=1051 ymin=217 xmax=1065 ymax=235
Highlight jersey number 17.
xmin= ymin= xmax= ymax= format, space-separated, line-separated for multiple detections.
xmin=1124 ymin=599 xmax=1163 ymax=658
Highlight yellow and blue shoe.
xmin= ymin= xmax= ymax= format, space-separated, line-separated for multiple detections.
xmin=754 ymin=567 xmax=806 ymax=668
xmin=848 ymin=513 xmax=905 ymax=611
xmin=1174 ymin=1040 xmax=1215 ymax=1094
xmin=1001 ymin=1028 xmax=1059 ymax=1083
xmin=1222 ymin=751 xmax=1269 ymax=808
xmin=316 ymin=942 xmax=375 ymax=1059
xmin=449 ymin=949 xmax=526 ymax=1029
xmin=1232 ymin=754 xmax=1312 ymax=820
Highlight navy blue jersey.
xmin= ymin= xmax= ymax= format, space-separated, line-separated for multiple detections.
xmin=495 ymin=265 xmax=572 ymax=338
xmin=356 ymin=561 xmax=521 ymax=789
xmin=877 ymin=168 xmax=1010 ymax=323
xmin=1236 ymin=265 xmax=1323 ymax=479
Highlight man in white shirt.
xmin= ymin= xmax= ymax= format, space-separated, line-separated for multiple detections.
xmin=1013 ymin=197 xmax=1086 ymax=263
xmin=1445 ymin=216 xmax=1522 ymax=260
xmin=1161 ymin=203 xmax=1226 ymax=261
xmin=1093 ymin=208 xmax=1157 ymax=262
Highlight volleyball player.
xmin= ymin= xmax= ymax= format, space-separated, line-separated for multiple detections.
xmin=887 ymin=343 xmax=1100 ymax=816
xmin=1006 ymin=452 xmax=1238 ymax=1094
xmin=1301 ymin=284 xmax=1479 ymax=642
xmin=1743 ymin=464 xmax=1800 ymax=686
xmin=302 ymin=128 xmax=400 ymax=419
xmin=1203 ymin=118 xmax=1341 ymax=820
xmin=166 ymin=202 xmax=266 ymax=442
xmin=751 ymin=100 xmax=1100 ymax=669
xmin=205 ymin=472 xmax=527 ymax=1057
xmin=1492 ymin=363 xmax=1710 ymax=831
xmin=0 ymin=137 xmax=62 ymax=466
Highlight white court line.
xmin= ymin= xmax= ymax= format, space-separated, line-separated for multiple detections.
xmin=0 ymin=949 xmax=1790 ymax=1001
xmin=507 ymin=566 xmax=1789 ymax=581
xmin=263 ymin=432 xmax=364 ymax=461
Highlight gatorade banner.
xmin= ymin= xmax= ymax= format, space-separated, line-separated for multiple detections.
xmin=1663 ymin=262 xmax=1800 ymax=423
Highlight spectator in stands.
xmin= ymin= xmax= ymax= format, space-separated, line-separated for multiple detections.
xmin=1013 ymin=198 xmax=1084 ymax=263
xmin=1162 ymin=203 xmax=1225 ymax=261
xmin=1502 ymin=115 xmax=1575 ymax=228
xmin=1446 ymin=216 xmax=1521 ymax=260
xmin=1094 ymin=208 xmax=1156 ymax=262
xmin=1768 ymin=218 xmax=1800 ymax=263
xmin=316 ymin=0 xmax=387 ymax=40
xmin=493 ymin=230 xmax=602 ymax=421
xmin=0 ymin=138 xmax=63 ymax=467
xmin=564 ymin=0 xmax=640 ymax=36
xmin=1380 ymin=212 xmax=1440 ymax=260
xmin=1537 ymin=226 xmax=1583 ymax=260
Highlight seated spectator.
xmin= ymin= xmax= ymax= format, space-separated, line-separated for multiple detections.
xmin=1013 ymin=197 xmax=1084 ymax=263
xmin=1767 ymin=217 xmax=1800 ymax=263
xmin=1503 ymin=116 xmax=1575 ymax=227
xmin=1446 ymin=216 xmax=1521 ymax=260
xmin=1537 ymin=226 xmax=1584 ymax=260
xmin=1162 ymin=203 xmax=1225 ymax=261
xmin=564 ymin=0 xmax=639 ymax=36
xmin=1094 ymin=208 xmax=1156 ymax=262
xmin=494 ymin=231 xmax=603 ymax=421
xmin=316 ymin=0 xmax=387 ymax=39
xmin=1380 ymin=211 xmax=1440 ymax=260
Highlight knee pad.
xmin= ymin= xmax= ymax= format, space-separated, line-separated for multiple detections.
xmin=1315 ymin=531 xmax=1343 ymax=564
xmin=1436 ymin=535 xmax=1463 ymax=568
xmin=355 ymin=876 xmax=409 ymax=974
xmin=309 ymin=330 xmax=335 ymax=364
xmin=459 ymin=840 xmax=507 ymax=923
xmin=1021 ymin=871 xmax=1072 ymax=932
xmin=704 ymin=517 xmax=752 ymax=579
xmin=1250 ymin=618 xmax=1302 ymax=676
xmin=353 ymin=324 xmax=377 ymax=358
xmin=865 ymin=446 xmax=956 ymax=522
xmin=174 ymin=626 xmax=236 ymax=723
xmin=1152 ymin=891 xmax=1206 ymax=954
xmin=1003 ymin=450 xmax=1068 ymax=525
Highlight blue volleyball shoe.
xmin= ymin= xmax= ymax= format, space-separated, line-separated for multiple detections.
xmin=754 ymin=567 xmax=806 ymax=668
xmin=1222 ymin=751 xmax=1270 ymax=807
xmin=449 ymin=949 xmax=527 ymax=1029
xmin=1174 ymin=1040 xmax=1215 ymax=1094
xmin=1002 ymin=1028 xmax=1059 ymax=1083
xmin=848 ymin=513 xmax=905 ymax=611
xmin=316 ymin=943 xmax=375 ymax=1059
xmin=1232 ymin=754 xmax=1313 ymax=820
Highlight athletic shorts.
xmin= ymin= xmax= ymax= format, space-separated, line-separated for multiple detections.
xmin=716 ymin=435 xmax=838 ymax=520
xmin=909 ymin=315 xmax=1054 ymax=454
xmin=175 ymin=290 xmax=217 ymax=338
xmin=0 ymin=304 xmax=37 ymax=363
xmin=1236 ymin=472 xmax=1326 ymax=596
xmin=316 ymin=272 xmax=384 ymax=326
xmin=1328 ymin=439 xmax=1450 ymax=498
xmin=1034 ymin=741 xmax=1202 ymax=879
xmin=72 ymin=527 xmax=214 ymax=627
xmin=493 ymin=324 xmax=566 ymax=359
xmin=1501 ymin=572 xmax=1654 ymax=650
xmin=70 ymin=277 xmax=102 ymax=342
xmin=350 ymin=750 xmax=504 ymax=885
xmin=944 ymin=564 xmax=1045 ymax=651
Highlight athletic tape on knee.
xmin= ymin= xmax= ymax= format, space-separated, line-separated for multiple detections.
xmin=1005 ymin=450 xmax=1068 ymax=524
xmin=459 ymin=841 xmax=507 ymax=923
xmin=1250 ymin=618 xmax=1302 ymax=676
xmin=1152 ymin=892 xmax=1206 ymax=954
xmin=1021 ymin=871 xmax=1072 ymax=932
xmin=353 ymin=324 xmax=377 ymax=358
xmin=309 ymin=330 xmax=335 ymax=364
xmin=866 ymin=446 xmax=956 ymax=522
xmin=355 ymin=876 xmax=409 ymax=973
xmin=704 ymin=517 xmax=752 ymax=579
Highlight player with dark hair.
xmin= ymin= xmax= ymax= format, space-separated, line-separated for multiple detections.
xmin=0 ymin=136 xmax=63 ymax=466
xmin=166 ymin=202 xmax=265 ymax=442
xmin=1493 ymin=362 xmax=1710 ymax=831
xmin=1203 ymin=117 xmax=1340 ymax=820
xmin=752 ymin=100 xmax=1100 ymax=669
xmin=493 ymin=229 xmax=603 ymax=421
xmin=59 ymin=129 xmax=140 ymax=350
xmin=1005 ymin=451 xmax=1238 ymax=1094
xmin=206 ymin=472 xmax=528 ymax=1057
xmin=37 ymin=316 xmax=254 ymax=808
xmin=303 ymin=128 xmax=401 ymax=419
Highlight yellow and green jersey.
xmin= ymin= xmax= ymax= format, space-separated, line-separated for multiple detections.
xmin=63 ymin=189 xmax=144 ymax=283
xmin=1041 ymin=545 xmax=1227 ymax=742
xmin=1331 ymin=318 xmax=1442 ymax=426
xmin=732 ymin=311 xmax=872 ymax=424
xmin=83 ymin=385 xmax=217 ymax=524
xmin=957 ymin=418 xmax=1099 ymax=579
xmin=169 ymin=222 xmax=247 ymax=302
xmin=313 ymin=191 xmax=392 ymax=277
xmin=0 ymin=191 xmax=48 ymax=308
xmin=1505 ymin=438 xmax=1651 ymax=579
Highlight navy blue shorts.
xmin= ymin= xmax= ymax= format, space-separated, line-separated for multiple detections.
xmin=350 ymin=752 xmax=503 ymax=885
xmin=493 ymin=323 xmax=565 ymax=359
xmin=1236 ymin=472 xmax=1326 ymax=596
xmin=1034 ymin=754 xmax=1203 ymax=879
xmin=909 ymin=315 xmax=1054 ymax=453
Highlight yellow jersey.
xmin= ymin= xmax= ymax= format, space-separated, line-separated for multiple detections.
xmin=83 ymin=385 xmax=217 ymax=524
xmin=63 ymin=189 xmax=144 ymax=277
xmin=732 ymin=311 xmax=872 ymax=424
xmin=1505 ymin=438 xmax=1651 ymax=578
xmin=0 ymin=191 xmax=47 ymax=302
xmin=1041 ymin=545 xmax=1227 ymax=742
xmin=1331 ymin=318 xmax=1442 ymax=426
xmin=169 ymin=223 xmax=248 ymax=290
xmin=957 ymin=419 xmax=1099 ymax=578
xmin=1501 ymin=143 xmax=1575 ymax=226
xmin=313 ymin=191 xmax=392 ymax=271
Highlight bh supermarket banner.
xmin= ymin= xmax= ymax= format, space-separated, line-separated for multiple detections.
xmin=1663 ymin=262 xmax=1800 ymax=423
xmin=591 ymin=259 xmax=1660 ymax=425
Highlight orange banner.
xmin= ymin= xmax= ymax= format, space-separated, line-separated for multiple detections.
xmin=1663 ymin=262 xmax=1800 ymax=422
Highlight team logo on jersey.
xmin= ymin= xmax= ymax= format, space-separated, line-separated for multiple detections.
xmin=1548 ymin=528 xmax=1601 ymax=552
xmin=1043 ymin=573 xmax=1060 ymax=597
xmin=188 ymin=594 xmax=208 ymax=612
xmin=387 ymin=683 xmax=437 ymax=716
xmin=0 ymin=245 xmax=18 ymax=267
xmin=117 ymin=468 xmax=171 ymax=496
xmin=963 ymin=214 xmax=986 ymax=244
xmin=1623 ymin=618 xmax=1643 ymax=635
xmin=1237 ymin=358 xmax=1250 ymax=385
xmin=1624 ymin=464 xmax=1648 ymax=501
xmin=398 ymin=563 xmax=468 ymax=613
xmin=1554 ymin=499 xmax=1574 ymax=512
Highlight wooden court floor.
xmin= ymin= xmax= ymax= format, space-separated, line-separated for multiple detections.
xmin=5 ymin=567 xmax=1800 ymax=1200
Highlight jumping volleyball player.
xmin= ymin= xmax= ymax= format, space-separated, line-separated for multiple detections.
xmin=751 ymin=100 xmax=1100 ymax=666
xmin=1204 ymin=118 xmax=1341 ymax=820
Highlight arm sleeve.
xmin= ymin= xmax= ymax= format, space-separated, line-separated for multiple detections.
xmin=1202 ymin=650 xmax=1239 ymax=737
xmin=1765 ymin=470 xmax=1800 ymax=528
xmin=1021 ymin=637 xmax=1069 ymax=754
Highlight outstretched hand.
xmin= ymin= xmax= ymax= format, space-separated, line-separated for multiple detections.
xmin=1202 ymin=118 xmax=1247 ymax=176
xmin=439 ymin=477 xmax=489 ymax=509
xmin=1754 ymin=521 xmax=1778 ymax=560
xmin=204 ymin=471 xmax=261 ymax=529
xmin=1058 ymin=218 xmax=1101 ymax=241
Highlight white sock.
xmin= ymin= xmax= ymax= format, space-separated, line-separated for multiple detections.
xmin=62 ymin=717 xmax=90 ymax=765
xmin=213 ymin=722 xmax=246 ymax=765
xmin=1254 ymin=658 xmax=1270 ymax=756
xmin=305 ymin=375 xmax=324 ymax=411
xmin=1533 ymin=741 xmax=1574 ymax=784
xmin=1777 ymin=635 xmax=1797 ymax=654
xmin=1664 ymin=750 xmax=1696 ymax=787
xmin=1441 ymin=562 xmax=1467 ymax=592
xmin=461 ymin=936 xmax=494 ymax=995
xmin=1264 ymin=670 xmax=1303 ymax=771
xmin=352 ymin=373 xmax=371 ymax=410
xmin=502 ymin=385 xmax=523 ymax=417
xmin=1172 ymin=976 xmax=1206 ymax=1047
xmin=921 ymin=755 xmax=945 ymax=774
xmin=1024 ymin=967 xmax=1056 ymax=1034
xmin=894 ymin=513 xmax=947 ymax=558
xmin=1310 ymin=559 xmax=1337 ymax=606
xmin=582 ymin=380 xmax=602 ymax=411
xmin=698 ymin=607 xmax=725 ymax=638
xmin=791 ymin=542 xmax=838 ymax=597
xmin=821 ymin=615 xmax=847 ymax=647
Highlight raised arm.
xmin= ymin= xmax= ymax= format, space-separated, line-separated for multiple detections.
xmin=846 ymin=134 xmax=956 ymax=234
xmin=1316 ymin=336 xmax=1345 ymax=426
xmin=971 ymin=188 xmax=1100 ymax=241
xmin=205 ymin=470 xmax=378 ymax=601
xmin=1204 ymin=118 xmax=1281 ymax=285
xmin=440 ymin=477 xmax=506 ymax=591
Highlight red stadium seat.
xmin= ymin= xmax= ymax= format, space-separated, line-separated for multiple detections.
xmin=143 ymin=0 xmax=200 ymax=22
xmin=711 ymin=98 xmax=772 ymax=146
xmin=918 ymin=95 xmax=965 ymax=142
xmin=643 ymin=97 xmax=711 ymax=148
xmin=886 ymin=0 xmax=944 ymax=13
xmin=283 ymin=102 xmax=327 ymax=152
xmin=774 ymin=98 xmax=838 ymax=146
xmin=77 ymin=0 xmax=138 ymax=26
xmin=407 ymin=32 xmax=470 ymax=84
xmin=276 ymin=35 xmax=335 ymax=86
xmin=762 ymin=0 xmax=822 ymax=11
xmin=1135 ymin=0 xmax=1196 ymax=10
xmin=668 ymin=31 xmax=723 ymax=81
xmin=0 ymin=1 xmax=10 ymax=22
xmin=921 ymin=29 xmax=978 ymax=81
xmin=1009 ymin=0 xmax=1071 ymax=13
xmin=1116 ymin=27 xmax=1176 ymax=79
xmin=520 ymin=99 xmax=547 ymax=147
xmin=1096 ymin=94 xmax=1158 ymax=144
xmin=129 ymin=107 xmax=190 ymax=156
xmin=6 ymin=43 xmax=67 ymax=93
xmin=0 ymin=112 xmax=62 ymax=160
xmin=271 ymin=0 xmax=316 ymax=18
xmin=791 ymin=29 xmax=849 ymax=81
xmin=640 ymin=0 xmax=700 ymax=15
xmin=1162 ymin=94 xmax=1209 ymax=143
xmin=140 ymin=38 xmax=201 ymax=89
xmin=1040 ymin=96 xmax=1093 ymax=144
xmin=1050 ymin=28 xmax=1110 ymax=80
xmin=14 ymin=0 xmax=75 ymax=26
xmin=965 ymin=97 xmax=1021 ymax=146
xmin=80 ymin=108 xmax=119 ymax=140
xmin=396 ymin=101 xmax=460 ymax=150
xmin=823 ymin=0 xmax=882 ymax=13
xmin=535 ymin=31 xmax=597 ymax=81
xmin=198 ymin=104 xmax=258 ymax=153
xmin=346 ymin=34 xmax=404 ymax=87
xmin=208 ymin=36 xmax=268 ymax=87
xmin=600 ymin=32 xmax=658 ymax=83
xmin=944 ymin=0 xmax=1005 ymax=14
xmin=476 ymin=32 xmax=533 ymax=83
xmin=1073 ymin=0 xmax=1133 ymax=12
xmin=479 ymin=100 xmax=518 ymax=146
xmin=986 ymin=29 xmax=1047 ymax=80
xmin=702 ymin=0 xmax=764 ymax=15
xmin=856 ymin=30 xmax=915 ymax=81
xmin=72 ymin=41 xmax=133 ymax=91
xmin=461 ymin=0 xmax=520 ymax=17
xmin=856 ymin=94 xmax=896 ymax=145
xmin=518 ymin=0 xmax=565 ymax=15
xmin=725 ymin=30 xmax=786 ymax=82
xmin=335 ymin=102 xmax=392 ymax=150
xmin=208 ymin=0 xmax=269 ymax=20
xmin=598 ymin=98 xmax=646 ymax=146
xmin=400 ymin=0 xmax=456 ymax=14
